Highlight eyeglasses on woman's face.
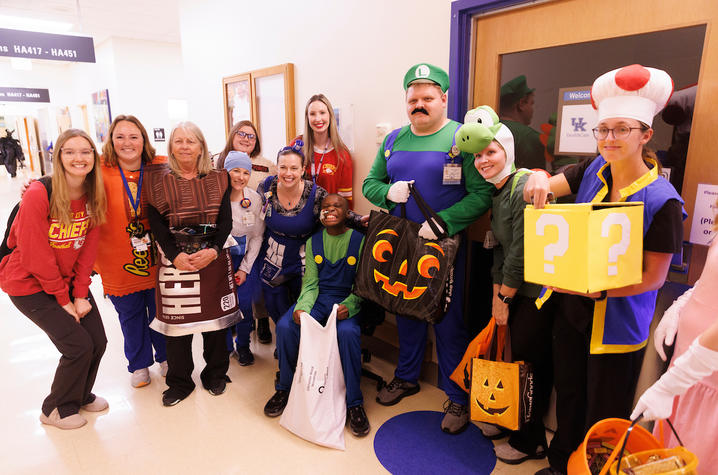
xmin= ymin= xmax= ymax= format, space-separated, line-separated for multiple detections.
xmin=236 ymin=130 xmax=256 ymax=140
xmin=592 ymin=126 xmax=643 ymax=140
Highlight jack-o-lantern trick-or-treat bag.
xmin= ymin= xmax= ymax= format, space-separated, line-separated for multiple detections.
xmin=470 ymin=326 xmax=534 ymax=431
xmin=354 ymin=185 xmax=459 ymax=324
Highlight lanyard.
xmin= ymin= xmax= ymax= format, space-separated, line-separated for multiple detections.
xmin=311 ymin=147 xmax=328 ymax=182
xmin=119 ymin=162 xmax=144 ymax=218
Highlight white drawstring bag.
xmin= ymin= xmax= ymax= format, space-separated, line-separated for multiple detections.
xmin=279 ymin=304 xmax=347 ymax=450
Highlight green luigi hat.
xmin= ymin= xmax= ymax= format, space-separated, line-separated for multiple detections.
xmin=455 ymin=105 xmax=516 ymax=185
xmin=403 ymin=63 xmax=450 ymax=93
xmin=500 ymin=75 xmax=534 ymax=106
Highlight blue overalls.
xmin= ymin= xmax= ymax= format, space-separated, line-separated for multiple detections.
xmin=275 ymin=229 xmax=364 ymax=408
xmin=383 ymin=126 xmax=470 ymax=405
xmin=259 ymin=178 xmax=319 ymax=324
xmin=224 ymin=235 xmax=257 ymax=351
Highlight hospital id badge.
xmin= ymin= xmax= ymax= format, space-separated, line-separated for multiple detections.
xmin=443 ymin=163 xmax=462 ymax=185
xmin=131 ymin=232 xmax=151 ymax=252
xmin=242 ymin=213 xmax=255 ymax=226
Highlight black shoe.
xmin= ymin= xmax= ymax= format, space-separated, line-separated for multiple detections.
xmin=375 ymin=377 xmax=420 ymax=406
xmin=257 ymin=318 xmax=272 ymax=344
xmin=162 ymin=389 xmax=187 ymax=407
xmin=208 ymin=379 xmax=227 ymax=396
xmin=347 ymin=405 xmax=370 ymax=437
xmin=264 ymin=390 xmax=289 ymax=417
xmin=236 ymin=346 xmax=254 ymax=366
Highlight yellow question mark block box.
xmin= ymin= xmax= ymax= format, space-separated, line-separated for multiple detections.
xmin=524 ymin=203 xmax=643 ymax=293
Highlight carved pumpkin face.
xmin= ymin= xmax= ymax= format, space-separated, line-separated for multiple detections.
xmin=370 ymin=228 xmax=444 ymax=300
xmin=470 ymin=359 xmax=520 ymax=430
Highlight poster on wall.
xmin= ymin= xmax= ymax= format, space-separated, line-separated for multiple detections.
xmin=56 ymin=106 xmax=72 ymax=133
xmin=92 ymin=89 xmax=112 ymax=144
xmin=555 ymin=87 xmax=598 ymax=156
xmin=689 ymin=183 xmax=718 ymax=245
xmin=224 ymin=76 xmax=251 ymax=131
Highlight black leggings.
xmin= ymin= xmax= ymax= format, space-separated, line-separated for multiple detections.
xmin=11 ymin=291 xmax=107 ymax=418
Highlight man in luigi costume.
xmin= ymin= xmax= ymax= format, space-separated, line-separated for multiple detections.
xmin=499 ymin=75 xmax=546 ymax=170
xmin=363 ymin=63 xmax=493 ymax=433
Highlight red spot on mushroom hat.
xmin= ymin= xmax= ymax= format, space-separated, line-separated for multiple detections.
xmin=590 ymin=64 xmax=674 ymax=126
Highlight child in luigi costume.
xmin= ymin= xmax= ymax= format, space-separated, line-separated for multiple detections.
xmin=455 ymin=106 xmax=554 ymax=464
xmin=263 ymin=193 xmax=370 ymax=437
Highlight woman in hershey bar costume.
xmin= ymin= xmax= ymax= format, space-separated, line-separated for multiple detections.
xmin=524 ymin=65 xmax=685 ymax=475
xmin=144 ymin=121 xmax=239 ymax=407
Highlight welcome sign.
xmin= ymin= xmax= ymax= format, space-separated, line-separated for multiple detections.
xmin=555 ymin=86 xmax=599 ymax=156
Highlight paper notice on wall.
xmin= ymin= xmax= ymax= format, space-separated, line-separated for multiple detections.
xmin=689 ymin=183 xmax=718 ymax=245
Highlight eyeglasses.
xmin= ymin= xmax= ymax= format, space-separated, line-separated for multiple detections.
xmin=592 ymin=126 xmax=644 ymax=140
xmin=61 ymin=149 xmax=94 ymax=158
xmin=236 ymin=131 xmax=256 ymax=140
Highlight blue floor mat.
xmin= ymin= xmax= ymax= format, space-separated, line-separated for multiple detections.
xmin=373 ymin=411 xmax=496 ymax=474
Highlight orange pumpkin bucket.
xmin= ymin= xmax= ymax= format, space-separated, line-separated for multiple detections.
xmin=567 ymin=418 xmax=661 ymax=475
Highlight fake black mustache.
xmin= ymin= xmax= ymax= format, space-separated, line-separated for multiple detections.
xmin=411 ymin=108 xmax=429 ymax=116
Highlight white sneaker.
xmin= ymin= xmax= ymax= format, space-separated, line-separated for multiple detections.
xmin=159 ymin=361 xmax=168 ymax=377
xmin=39 ymin=408 xmax=87 ymax=430
xmin=131 ymin=368 xmax=151 ymax=388
xmin=81 ymin=396 xmax=109 ymax=412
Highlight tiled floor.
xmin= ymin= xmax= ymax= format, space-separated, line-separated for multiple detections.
xmin=0 ymin=167 xmax=548 ymax=474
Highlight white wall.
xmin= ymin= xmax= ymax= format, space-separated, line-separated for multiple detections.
xmin=178 ymin=0 xmax=455 ymax=214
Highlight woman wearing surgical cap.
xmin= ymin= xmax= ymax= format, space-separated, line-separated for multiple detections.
xmin=223 ymin=151 xmax=265 ymax=365
xmin=456 ymin=106 xmax=554 ymax=464
xmin=524 ymin=65 xmax=686 ymax=475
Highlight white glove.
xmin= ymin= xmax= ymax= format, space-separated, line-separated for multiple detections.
xmin=631 ymin=338 xmax=718 ymax=421
xmin=654 ymin=287 xmax=694 ymax=361
xmin=418 ymin=218 xmax=445 ymax=240
xmin=386 ymin=180 xmax=414 ymax=204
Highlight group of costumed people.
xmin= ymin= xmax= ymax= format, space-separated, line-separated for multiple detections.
xmin=1 ymin=61 xmax=716 ymax=475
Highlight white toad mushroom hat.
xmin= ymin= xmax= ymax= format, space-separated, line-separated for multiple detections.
xmin=591 ymin=64 xmax=674 ymax=127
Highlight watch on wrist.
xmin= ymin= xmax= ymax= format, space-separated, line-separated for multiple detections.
xmin=497 ymin=292 xmax=513 ymax=304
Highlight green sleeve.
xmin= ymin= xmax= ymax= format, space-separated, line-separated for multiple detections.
xmin=340 ymin=238 xmax=364 ymax=318
xmin=501 ymin=175 xmax=530 ymax=289
xmin=362 ymin=136 xmax=395 ymax=211
xmin=437 ymin=152 xmax=494 ymax=235
xmin=491 ymin=244 xmax=505 ymax=286
xmin=294 ymin=238 xmax=319 ymax=314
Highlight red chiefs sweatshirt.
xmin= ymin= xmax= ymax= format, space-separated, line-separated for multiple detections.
xmin=0 ymin=181 xmax=100 ymax=306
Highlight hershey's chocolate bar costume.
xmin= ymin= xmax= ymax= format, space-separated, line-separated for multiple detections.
xmin=144 ymin=164 xmax=240 ymax=336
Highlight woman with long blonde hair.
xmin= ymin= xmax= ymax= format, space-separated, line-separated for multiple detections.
xmin=291 ymin=94 xmax=354 ymax=208
xmin=0 ymin=128 xmax=108 ymax=430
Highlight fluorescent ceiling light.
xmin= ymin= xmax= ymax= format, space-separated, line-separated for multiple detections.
xmin=0 ymin=15 xmax=74 ymax=33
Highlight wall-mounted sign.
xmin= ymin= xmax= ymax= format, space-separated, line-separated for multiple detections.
xmin=689 ymin=183 xmax=718 ymax=245
xmin=0 ymin=28 xmax=95 ymax=63
xmin=0 ymin=87 xmax=50 ymax=103
xmin=154 ymin=128 xmax=166 ymax=142
xmin=555 ymin=86 xmax=598 ymax=157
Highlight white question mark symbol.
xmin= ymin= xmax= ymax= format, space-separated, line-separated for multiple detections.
xmin=536 ymin=214 xmax=569 ymax=274
xmin=601 ymin=213 xmax=631 ymax=276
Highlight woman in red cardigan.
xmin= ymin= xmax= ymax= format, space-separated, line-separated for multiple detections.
xmin=292 ymin=94 xmax=354 ymax=208
xmin=0 ymin=129 xmax=108 ymax=430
